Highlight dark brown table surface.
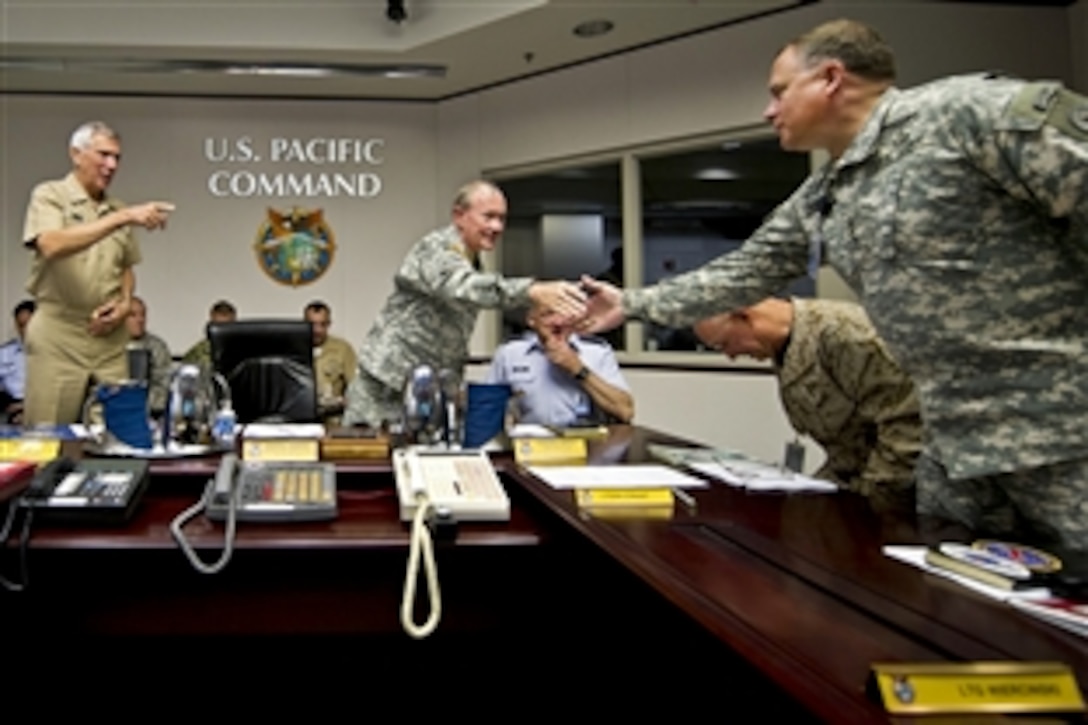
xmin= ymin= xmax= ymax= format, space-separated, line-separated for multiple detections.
xmin=501 ymin=426 xmax=1088 ymax=723
xmin=4 ymin=427 xmax=1086 ymax=720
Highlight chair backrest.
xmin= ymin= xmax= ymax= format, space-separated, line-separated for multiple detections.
xmin=207 ymin=319 xmax=317 ymax=424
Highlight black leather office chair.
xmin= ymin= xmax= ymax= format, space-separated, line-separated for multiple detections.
xmin=207 ymin=319 xmax=318 ymax=424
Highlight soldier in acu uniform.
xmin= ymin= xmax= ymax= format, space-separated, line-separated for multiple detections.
xmin=695 ymin=297 xmax=922 ymax=513
xmin=342 ymin=180 xmax=587 ymax=428
xmin=22 ymin=121 xmax=173 ymax=425
xmin=583 ymin=19 xmax=1088 ymax=550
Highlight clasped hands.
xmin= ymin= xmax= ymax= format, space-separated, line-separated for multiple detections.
xmin=527 ymin=275 xmax=627 ymax=335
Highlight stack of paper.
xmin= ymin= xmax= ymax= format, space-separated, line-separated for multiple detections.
xmin=526 ymin=464 xmax=706 ymax=490
xmin=688 ymin=459 xmax=837 ymax=493
xmin=647 ymin=442 xmax=836 ymax=493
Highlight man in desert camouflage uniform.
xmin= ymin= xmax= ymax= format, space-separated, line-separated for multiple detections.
xmin=181 ymin=299 xmax=236 ymax=371
xmin=343 ymin=180 xmax=586 ymax=428
xmin=584 ymin=19 xmax=1088 ymax=549
xmin=695 ymin=298 xmax=921 ymax=513
xmin=125 ymin=296 xmax=173 ymax=418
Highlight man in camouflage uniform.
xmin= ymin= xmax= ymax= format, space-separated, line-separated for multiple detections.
xmin=343 ymin=180 xmax=586 ymax=428
xmin=584 ymin=19 xmax=1088 ymax=549
xmin=181 ymin=299 xmax=236 ymax=370
xmin=694 ymin=298 xmax=921 ymax=513
xmin=125 ymin=296 xmax=173 ymax=418
xmin=304 ymin=300 xmax=357 ymax=427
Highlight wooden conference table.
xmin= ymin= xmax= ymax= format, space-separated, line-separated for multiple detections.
xmin=3 ymin=426 xmax=1086 ymax=721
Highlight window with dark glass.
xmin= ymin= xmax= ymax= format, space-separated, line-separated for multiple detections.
xmin=639 ymin=137 xmax=811 ymax=352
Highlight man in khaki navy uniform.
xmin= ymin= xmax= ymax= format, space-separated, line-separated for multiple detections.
xmin=695 ymin=298 xmax=921 ymax=513
xmin=583 ymin=19 xmax=1088 ymax=550
xmin=22 ymin=120 xmax=173 ymax=425
xmin=304 ymin=300 xmax=357 ymax=427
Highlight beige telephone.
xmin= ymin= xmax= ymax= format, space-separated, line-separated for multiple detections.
xmin=393 ymin=448 xmax=509 ymax=522
xmin=393 ymin=447 xmax=509 ymax=639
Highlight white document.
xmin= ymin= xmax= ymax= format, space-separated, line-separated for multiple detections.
xmin=689 ymin=460 xmax=838 ymax=493
xmin=882 ymin=545 xmax=1050 ymax=602
xmin=507 ymin=423 xmax=556 ymax=439
xmin=242 ymin=423 xmax=326 ymax=438
xmin=526 ymin=464 xmax=708 ymax=490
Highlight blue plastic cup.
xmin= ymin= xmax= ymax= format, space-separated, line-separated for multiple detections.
xmin=97 ymin=383 xmax=153 ymax=449
xmin=462 ymin=383 xmax=511 ymax=449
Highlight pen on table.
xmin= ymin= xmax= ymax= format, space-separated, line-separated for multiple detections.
xmin=672 ymin=487 xmax=697 ymax=509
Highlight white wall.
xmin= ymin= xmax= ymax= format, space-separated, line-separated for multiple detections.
xmin=0 ymin=1 xmax=1077 ymax=463
xmin=1 ymin=97 xmax=439 ymax=352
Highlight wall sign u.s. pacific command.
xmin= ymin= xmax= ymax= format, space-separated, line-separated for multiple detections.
xmin=254 ymin=206 xmax=335 ymax=286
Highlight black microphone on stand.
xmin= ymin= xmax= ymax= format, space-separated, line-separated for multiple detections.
xmin=437 ymin=369 xmax=460 ymax=449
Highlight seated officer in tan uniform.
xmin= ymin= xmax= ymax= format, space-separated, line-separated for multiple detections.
xmin=694 ymin=297 xmax=922 ymax=513
xmin=305 ymin=300 xmax=357 ymax=427
xmin=22 ymin=120 xmax=174 ymax=425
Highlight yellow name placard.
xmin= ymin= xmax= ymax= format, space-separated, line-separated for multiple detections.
xmin=871 ymin=662 xmax=1086 ymax=715
xmin=575 ymin=488 xmax=674 ymax=520
xmin=576 ymin=488 xmax=674 ymax=507
xmin=513 ymin=437 xmax=587 ymax=465
xmin=242 ymin=438 xmax=320 ymax=462
xmin=0 ymin=438 xmax=61 ymax=462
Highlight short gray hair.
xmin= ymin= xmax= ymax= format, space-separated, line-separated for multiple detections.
xmin=70 ymin=120 xmax=120 ymax=150
xmin=453 ymin=179 xmax=502 ymax=211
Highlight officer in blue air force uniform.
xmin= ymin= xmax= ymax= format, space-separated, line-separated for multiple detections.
xmin=487 ymin=303 xmax=633 ymax=427
xmin=0 ymin=300 xmax=35 ymax=424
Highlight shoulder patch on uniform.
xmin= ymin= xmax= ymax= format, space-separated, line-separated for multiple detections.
xmin=1003 ymin=81 xmax=1088 ymax=139
xmin=578 ymin=334 xmax=609 ymax=346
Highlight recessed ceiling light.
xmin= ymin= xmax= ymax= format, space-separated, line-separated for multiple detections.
xmin=573 ymin=19 xmax=614 ymax=38
xmin=696 ymin=168 xmax=739 ymax=181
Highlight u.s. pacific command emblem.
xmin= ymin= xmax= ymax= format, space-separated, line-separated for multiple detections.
xmin=254 ymin=206 xmax=336 ymax=286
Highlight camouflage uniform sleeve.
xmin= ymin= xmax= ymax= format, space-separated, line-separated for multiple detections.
xmin=181 ymin=339 xmax=209 ymax=367
xmin=621 ymin=194 xmax=811 ymax=327
xmin=823 ymin=330 xmax=922 ymax=508
xmin=983 ymin=81 xmax=1088 ymax=225
xmin=399 ymin=238 xmax=533 ymax=310
xmin=147 ymin=336 xmax=173 ymax=414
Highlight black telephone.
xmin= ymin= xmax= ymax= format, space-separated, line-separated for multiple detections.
xmin=20 ymin=457 xmax=150 ymax=524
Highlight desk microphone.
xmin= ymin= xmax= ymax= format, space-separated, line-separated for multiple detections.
xmin=404 ymin=365 xmax=439 ymax=444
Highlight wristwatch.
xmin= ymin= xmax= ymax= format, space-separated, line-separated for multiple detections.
xmin=573 ymin=366 xmax=590 ymax=382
